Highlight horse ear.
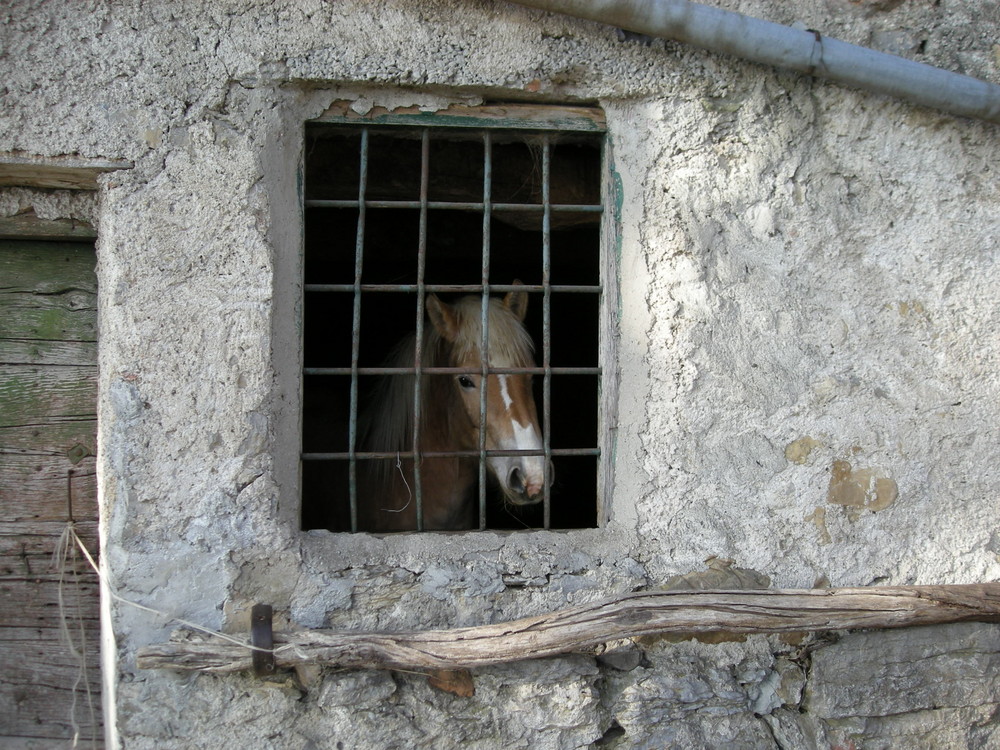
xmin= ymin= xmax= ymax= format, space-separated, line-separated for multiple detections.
xmin=503 ymin=279 xmax=528 ymax=322
xmin=427 ymin=294 xmax=461 ymax=341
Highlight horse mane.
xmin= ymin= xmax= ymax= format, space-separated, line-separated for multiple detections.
xmin=360 ymin=294 xmax=535 ymax=457
xmin=441 ymin=294 xmax=536 ymax=372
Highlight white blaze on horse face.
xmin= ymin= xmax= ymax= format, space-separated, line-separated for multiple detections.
xmin=486 ymin=373 xmax=545 ymax=503
xmin=498 ymin=375 xmax=513 ymax=412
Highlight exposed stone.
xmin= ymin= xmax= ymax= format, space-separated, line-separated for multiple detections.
xmin=806 ymin=623 xmax=1000 ymax=719
xmin=827 ymin=460 xmax=899 ymax=513
xmin=785 ymin=435 xmax=821 ymax=465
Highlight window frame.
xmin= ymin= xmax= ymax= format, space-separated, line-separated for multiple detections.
xmin=296 ymin=102 xmax=619 ymax=534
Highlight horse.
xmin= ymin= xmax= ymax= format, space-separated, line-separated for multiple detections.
xmin=357 ymin=284 xmax=546 ymax=531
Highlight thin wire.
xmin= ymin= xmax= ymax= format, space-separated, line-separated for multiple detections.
xmin=382 ymin=453 xmax=413 ymax=514
xmin=54 ymin=523 xmax=98 ymax=748
xmin=59 ymin=523 xmax=280 ymax=655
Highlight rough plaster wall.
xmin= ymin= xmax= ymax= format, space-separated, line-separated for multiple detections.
xmin=0 ymin=186 xmax=98 ymax=225
xmin=633 ymin=80 xmax=1000 ymax=588
xmin=3 ymin=0 xmax=1000 ymax=748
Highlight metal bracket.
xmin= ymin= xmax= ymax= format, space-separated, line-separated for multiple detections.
xmin=250 ymin=604 xmax=275 ymax=677
xmin=66 ymin=443 xmax=90 ymax=465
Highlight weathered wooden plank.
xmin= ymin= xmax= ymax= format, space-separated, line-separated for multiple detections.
xmin=0 ymin=241 xmax=97 ymax=343
xmin=0 ymin=239 xmax=101 ymax=747
xmin=137 ymin=584 xmax=1000 ymax=673
xmin=0 ymin=338 xmax=98 ymax=368
xmin=0 ymin=523 xmax=99 ymax=569
xmin=0 ymin=526 xmax=102 ymax=746
xmin=0 ymin=306 xmax=97 ymax=343
xmin=0 ymin=543 xmax=102 ymax=746
xmin=0 ymin=301 xmax=97 ymax=344
xmin=0 ymin=578 xmax=100 ymax=628
xmin=0 ymin=240 xmax=97 ymax=294
xmin=315 ymin=102 xmax=607 ymax=132
xmin=0 ymin=417 xmax=97 ymax=455
xmin=0 ymin=456 xmax=97 ymax=522
xmin=0 ymin=628 xmax=103 ymax=686
xmin=0 ymin=551 xmax=99 ymax=582
xmin=0 ymin=212 xmax=97 ymax=241
xmin=0 ymin=532 xmax=100 ymax=581
xmin=0 ymin=737 xmax=97 ymax=749
xmin=0 ymin=677 xmax=102 ymax=743
xmin=0 ymin=365 xmax=98 ymax=426
xmin=0 ymin=152 xmax=131 ymax=190
xmin=0 ymin=520 xmax=99 ymax=541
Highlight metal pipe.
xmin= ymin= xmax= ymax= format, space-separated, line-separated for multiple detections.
xmin=509 ymin=0 xmax=1000 ymax=124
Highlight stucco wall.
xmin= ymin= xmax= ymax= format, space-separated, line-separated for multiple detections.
xmin=3 ymin=1 xmax=999 ymax=747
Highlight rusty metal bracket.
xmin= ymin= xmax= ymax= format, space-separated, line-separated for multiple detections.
xmin=66 ymin=469 xmax=75 ymax=523
xmin=250 ymin=604 xmax=275 ymax=677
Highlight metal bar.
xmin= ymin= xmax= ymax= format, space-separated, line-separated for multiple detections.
xmin=347 ymin=128 xmax=369 ymax=533
xmin=597 ymin=137 xmax=612 ymax=528
xmin=478 ymin=132 xmax=493 ymax=530
xmin=304 ymin=448 xmax=601 ymax=460
xmin=304 ymin=122 xmax=605 ymax=533
xmin=541 ymin=136 xmax=553 ymax=530
xmin=306 ymin=365 xmax=601 ymax=376
xmin=250 ymin=604 xmax=275 ymax=677
xmin=305 ymin=199 xmax=602 ymax=213
xmin=412 ymin=129 xmax=430 ymax=531
xmin=306 ymin=283 xmax=601 ymax=294
xmin=65 ymin=469 xmax=75 ymax=523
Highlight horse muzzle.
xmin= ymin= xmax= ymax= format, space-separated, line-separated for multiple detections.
xmin=503 ymin=458 xmax=554 ymax=505
xmin=506 ymin=466 xmax=541 ymax=505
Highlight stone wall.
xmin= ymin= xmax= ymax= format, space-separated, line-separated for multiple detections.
xmin=2 ymin=1 xmax=999 ymax=747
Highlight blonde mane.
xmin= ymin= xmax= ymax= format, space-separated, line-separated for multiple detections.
xmin=360 ymin=295 xmax=535 ymax=457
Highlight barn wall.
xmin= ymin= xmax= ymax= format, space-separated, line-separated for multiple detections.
xmin=3 ymin=1 xmax=999 ymax=747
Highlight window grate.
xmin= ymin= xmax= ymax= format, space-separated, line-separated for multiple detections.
xmin=302 ymin=109 xmax=604 ymax=533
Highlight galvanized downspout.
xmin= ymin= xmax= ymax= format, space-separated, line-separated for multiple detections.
xmin=509 ymin=0 xmax=1000 ymax=124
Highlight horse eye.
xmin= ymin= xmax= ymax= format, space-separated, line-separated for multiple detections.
xmin=457 ymin=375 xmax=476 ymax=390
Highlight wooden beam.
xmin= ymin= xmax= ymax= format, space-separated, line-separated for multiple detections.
xmin=0 ymin=212 xmax=97 ymax=241
xmin=136 ymin=583 xmax=1000 ymax=673
xmin=314 ymin=102 xmax=607 ymax=132
xmin=0 ymin=153 xmax=131 ymax=190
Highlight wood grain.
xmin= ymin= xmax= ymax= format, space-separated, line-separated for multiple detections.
xmin=137 ymin=584 xmax=1000 ymax=674
xmin=0 ymin=240 xmax=101 ymax=746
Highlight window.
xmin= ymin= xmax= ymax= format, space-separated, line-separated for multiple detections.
xmin=300 ymin=104 xmax=609 ymax=533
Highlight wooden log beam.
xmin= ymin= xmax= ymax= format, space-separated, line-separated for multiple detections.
xmin=0 ymin=153 xmax=132 ymax=190
xmin=136 ymin=584 xmax=1000 ymax=673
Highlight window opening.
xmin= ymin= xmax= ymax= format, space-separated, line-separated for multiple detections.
xmin=301 ymin=106 xmax=605 ymax=532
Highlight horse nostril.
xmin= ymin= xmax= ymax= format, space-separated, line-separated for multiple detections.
xmin=508 ymin=467 xmax=525 ymax=495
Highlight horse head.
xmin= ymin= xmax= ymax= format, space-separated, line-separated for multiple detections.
xmin=426 ymin=283 xmax=547 ymax=507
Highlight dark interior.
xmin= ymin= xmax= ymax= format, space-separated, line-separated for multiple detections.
xmin=301 ymin=124 xmax=603 ymax=532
